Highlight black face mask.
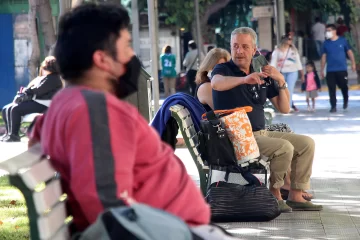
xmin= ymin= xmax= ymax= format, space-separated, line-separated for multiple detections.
xmin=115 ymin=56 xmax=142 ymax=99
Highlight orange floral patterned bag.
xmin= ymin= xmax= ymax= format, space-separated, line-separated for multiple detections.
xmin=203 ymin=107 xmax=260 ymax=163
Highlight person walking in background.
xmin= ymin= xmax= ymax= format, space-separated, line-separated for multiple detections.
xmin=321 ymin=24 xmax=356 ymax=113
xmin=302 ymin=61 xmax=321 ymax=112
xmin=183 ymin=40 xmax=198 ymax=95
xmin=271 ymin=34 xmax=304 ymax=112
xmin=336 ymin=17 xmax=349 ymax=37
xmin=311 ymin=17 xmax=326 ymax=59
xmin=160 ymin=45 xmax=177 ymax=97
xmin=194 ymin=48 xmax=230 ymax=111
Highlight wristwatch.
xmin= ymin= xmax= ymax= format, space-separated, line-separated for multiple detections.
xmin=279 ymin=82 xmax=288 ymax=90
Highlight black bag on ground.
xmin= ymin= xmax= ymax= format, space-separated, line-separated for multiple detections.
xmin=199 ymin=110 xmax=237 ymax=166
xmin=205 ymin=165 xmax=280 ymax=222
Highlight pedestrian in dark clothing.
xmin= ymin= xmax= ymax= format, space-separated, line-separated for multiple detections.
xmin=1 ymin=57 xmax=62 ymax=142
xmin=321 ymin=24 xmax=356 ymax=112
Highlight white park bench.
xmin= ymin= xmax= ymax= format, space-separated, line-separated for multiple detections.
xmin=0 ymin=144 xmax=71 ymax=240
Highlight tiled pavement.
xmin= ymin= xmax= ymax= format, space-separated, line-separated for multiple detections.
xmin=176 ymin=90 xmax=360 ymax=239
xmin=0 ymin=90 xmax=359 ymax=239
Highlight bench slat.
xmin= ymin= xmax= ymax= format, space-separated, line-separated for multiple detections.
xmin=182 ymin=116 xmax=194 ymax=129
xmin=22 ymin=113 xmax=42 ymax=123
xmin=46 ymin=224 xmax=70 ymax=240
xmin=169 ymin=105 xmax=184 ymax=113
xmin=177 ymin=108 xmax=191 ymax=119
xmin=33 ymin=179 xmax=63 ymax=215
xmin=22 ymin=159 xmax=56 ymax=190
xmin=38 ymin=202 xmax=67 ymax=240
xmin=0 ymin=144 xmax=42 ymax=174
xmin=184 ymin=125 xmax=197 ymax=138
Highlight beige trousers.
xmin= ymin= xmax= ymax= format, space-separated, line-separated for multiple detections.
xmin=163 ymin=77 xmax=176 ymax=97
xmin=253 ymin=130 xmax=315 ymax=191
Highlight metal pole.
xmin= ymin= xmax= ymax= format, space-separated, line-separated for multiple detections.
xmin=59 ymin=0 xmax=67 ymax=17
xmin=273 ymin=0 xmax=280 ymax=47
xmin=147 ymin=0 xmax=160 ymax=113
xmin=131 ymin=0 xmax=141 ymax=57
xmin=194 ymin=0 xmax=203 ymax=62
xmin=278 ymin=0 xmax=285 ymax=37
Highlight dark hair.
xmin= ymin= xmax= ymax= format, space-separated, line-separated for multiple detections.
xmin=164 ymin=46 xmax=172 ymax=54
xmin=188 ymin=40 xmax=197 ymax=50
xmin=337 ymin=17 xmax=344 ymax=25
xmin=265 ymin=51 xmax=272 ymax=62
xmin=306 ymin=60 xmax=317 ymax=72
xmin=281 ymin=33 xmax=292 ymax=41
xmin=315 ymin=17 xmax=320 ymax=23
xmin=54 ymin=3 xmax=130 ymax=82
xmin=326 ymin=24 xmax=336 ymax=31
xmin=42 ymin=57 xmax=59 ymax=74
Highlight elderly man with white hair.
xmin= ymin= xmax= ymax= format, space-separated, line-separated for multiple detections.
xmin=210 ymin=27 xmax=322 ymax=212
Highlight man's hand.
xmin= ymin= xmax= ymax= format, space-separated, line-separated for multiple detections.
xmin=261 ymin=65 xmax=285 ymax=85
xmin=352 ymin=63 xmax=356 ymax=72
xmin=321 ymin=72 xmax=325 ymax=80
xmin=244 ymin=72 xmax=266 ymax=85
xmin=301 ymin=75 xmax=305 ymax=82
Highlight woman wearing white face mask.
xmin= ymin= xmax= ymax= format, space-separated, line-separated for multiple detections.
xmin=270 ymin=34 xmax=304 ymax=112
xmin=194 ymin=48 xmax=230 ymax=111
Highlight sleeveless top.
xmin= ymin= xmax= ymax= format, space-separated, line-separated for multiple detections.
xmin=195 ymin=80 xmax=212 ymax=112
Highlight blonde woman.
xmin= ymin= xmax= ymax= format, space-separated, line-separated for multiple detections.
xmin=270 ymin=34 xmax=304 ymax=112
xmin=195 ymin=48 xmax=230 ymax=111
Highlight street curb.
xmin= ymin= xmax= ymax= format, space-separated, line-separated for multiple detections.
xmin=295 ymin=84 xmax=360 ymax=93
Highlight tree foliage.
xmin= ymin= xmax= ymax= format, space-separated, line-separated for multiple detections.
xmin=138 ymin=0 xmax=229 ymax=29
xmin=284 ymin=0 xmax=340 ymax=13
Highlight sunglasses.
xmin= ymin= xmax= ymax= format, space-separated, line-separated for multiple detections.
xmin=247 ymin=85 xmax=260 ymax=101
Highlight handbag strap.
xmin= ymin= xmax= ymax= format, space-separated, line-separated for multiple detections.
xmin=205 ymin=110 xmax=220 ymax=126
xmin=202 ymin=106 xmax=253 ymax=120
xmin=205 ymin=110 xmax=227 ymax=138
xmin=187 ymin=55 xmax=198 ymax=72
xmin=278 ymin=47 xmax=291 ymax=72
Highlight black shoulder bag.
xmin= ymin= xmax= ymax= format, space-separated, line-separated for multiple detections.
xmin=198 ymin=110 xmax=237 ymax=166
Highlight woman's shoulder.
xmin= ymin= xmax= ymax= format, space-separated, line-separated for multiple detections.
xmin=197 ymin=81 xmax=211 ymax=91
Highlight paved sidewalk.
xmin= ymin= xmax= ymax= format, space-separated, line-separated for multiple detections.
xmin=176 ymin=90 xmax=360 ymax=239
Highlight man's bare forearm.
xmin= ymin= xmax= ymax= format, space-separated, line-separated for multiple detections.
xmin=211 ymin=75 xmax=246 ymax=91
xmin=320 ymin=55 xmax=326 ymax=73
xmin=277 ymin=87 xmax=290 ymax=113
xmin=348 ymin=50 xmax=356 ymax=66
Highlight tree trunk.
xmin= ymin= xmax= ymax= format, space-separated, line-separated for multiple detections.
xmin=200 ymin=0 xmax=231 ymax=49
xmin=37 ymin=0 xmax=56 ymax=54
xmin=28 ymin=0 xmax=41 ymax=81
xmin=350 ymin=0 xmax=360 ymax=83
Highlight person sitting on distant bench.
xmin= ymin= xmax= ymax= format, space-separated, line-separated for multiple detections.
xmin=1 ymin=56 xmax=62 ymax=142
